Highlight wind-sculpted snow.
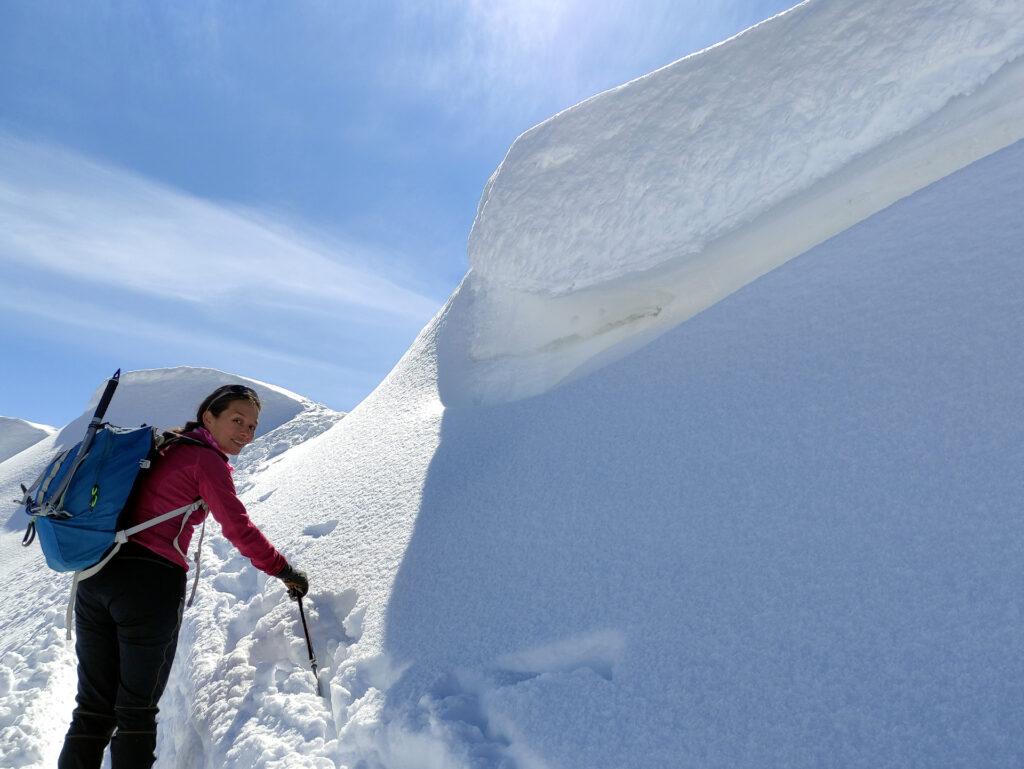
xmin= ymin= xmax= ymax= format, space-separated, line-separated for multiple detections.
xmin=284 ymin=138 xmax=1021 ymax=768
xmin=0 ymin=418 xmax=55 ymax=464
xmin=458 ymin=0 xmax=1024 ymax=403
xmin=57 ymin=366 xmax=311 ymax=445
xmin=78 ymin=138 xmax=1018 ymax=769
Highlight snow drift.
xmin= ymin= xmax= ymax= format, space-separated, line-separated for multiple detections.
xmin=456 ymin=0 xmax=1024 ymax=404
xmin=224 ymin=137 xmax=1023 ymax=769
xmin=0 ymin=417 xmax=55 ymax=464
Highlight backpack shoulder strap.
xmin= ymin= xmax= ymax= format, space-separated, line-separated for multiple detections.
xmin=155 ymin=431 xmax=223 ymax=457
xmin=157 ymin=430 xmax=200 ymax=449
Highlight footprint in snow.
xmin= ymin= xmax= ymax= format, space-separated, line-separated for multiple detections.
xmin=493 ymin=628 xmax=624 ymax=683
xmin=302 ymin=519 xmax=338 ymax=538
xmin=409 ymin=630 xmax=625 ymax=769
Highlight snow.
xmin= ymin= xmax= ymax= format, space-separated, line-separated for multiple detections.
xmin=0 ymin=417 xmax=55 ymax=464
xmin=56 ymin=366 xmax=314 ymax=446
xmin=3 ymin=0 xmax=1024 ymax=767
xmin=265 ymin=135 xmax=1021 ymax=769
xmin=461 ymin=0 xmax=1024 ymax=403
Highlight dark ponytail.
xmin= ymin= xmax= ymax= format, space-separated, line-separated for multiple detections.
xmin=180 ymin=384 xmax=262 ymax=433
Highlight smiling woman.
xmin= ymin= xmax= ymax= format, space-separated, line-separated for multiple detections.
xmin=189 ymin=384 xmax=261 ymax=455
xmin=57 ymin=383 xmax=310 ymax=769
xmin=204 ymin=399 xmax=259 ymax=454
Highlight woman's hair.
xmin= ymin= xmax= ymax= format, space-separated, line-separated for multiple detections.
xmin=181 ymin=384 xmax=262 ymax=433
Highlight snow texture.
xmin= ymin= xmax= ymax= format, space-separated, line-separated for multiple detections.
xmin=3 ymin=0 xmax=1024 ymax=767
xmin=461 ymin=0 xmax=1024 ymax=403
xmin=228 ymin=136 xmax=1021 ymax=769
xmin=0 ymin=417 xmax=55 ymax=464
xmin=107 ymin=135 xmax=1022 ymax=769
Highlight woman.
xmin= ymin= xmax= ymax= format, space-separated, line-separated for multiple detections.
xmin=58 ymin=384 xmax=309 ymax=769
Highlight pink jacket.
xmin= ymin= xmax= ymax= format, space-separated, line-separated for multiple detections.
xmin=125 ymin=428 xmax=286 ymax=576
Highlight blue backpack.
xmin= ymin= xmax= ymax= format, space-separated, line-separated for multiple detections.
xmin=22 ymin=424 xmax=156 ymax=571
xmin=20 ymin=370 xmax=209 ymax=637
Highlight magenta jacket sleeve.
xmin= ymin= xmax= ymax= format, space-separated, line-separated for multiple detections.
xmin=194 ymin=452 xmax=287 ymax=576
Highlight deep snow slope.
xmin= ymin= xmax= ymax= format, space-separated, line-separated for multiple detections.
xmin=460 ymin=0 xmax=1024 ymax=403
xmin=181 ymin=137 xmax=1023 ymax=769
xmin=0 ymin=417 xmax=55 ymax=464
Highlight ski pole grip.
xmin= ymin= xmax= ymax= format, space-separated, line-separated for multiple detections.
xmin=91 ymin=369 xmax=121 ymax=424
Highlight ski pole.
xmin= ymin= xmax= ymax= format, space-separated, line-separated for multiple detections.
xmin=294 ymin=595 xmax=322 ymax=696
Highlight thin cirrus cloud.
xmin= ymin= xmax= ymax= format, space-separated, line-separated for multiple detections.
xmin=390 ymin=0 xmax=575 ymax=114
xmin=0 ymin=131 xmax=442 ymax=324
xmin=0 ymin=285 xmax=363 ymax=378
xmin=393 ymin=0 xmax=794 ymax=121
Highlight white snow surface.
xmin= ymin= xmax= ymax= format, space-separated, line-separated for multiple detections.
xmin=115 ymin=135 xmax=1024 ymax=769
xmin=57 ymin=365 xmax=314 ymax=445
xmin=0 ymin=418 xmax=55 ymax=464
xmin=462 ymin=0 xmax=1024 ymax=403
xmin=3 ymin=1 xmax=1024 ymax=768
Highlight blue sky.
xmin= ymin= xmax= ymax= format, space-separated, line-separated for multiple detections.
xmin=1 ymin=0 xmax=794 ymax=427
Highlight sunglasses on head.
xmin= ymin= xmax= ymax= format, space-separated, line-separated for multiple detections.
xmin=203 ymin=384 xmax=260 ymax=410
xmin=219 ymin=385 xmax=257 ymax=397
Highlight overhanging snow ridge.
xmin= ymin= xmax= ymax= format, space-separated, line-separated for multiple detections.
xmin=446 ymin=0 xmax=1024 ymax=405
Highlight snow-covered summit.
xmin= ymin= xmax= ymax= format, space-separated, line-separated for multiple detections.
xmin=459 ymin=0 xmax=1024 ymax=403
xmin=57 ymin=366 xmax=318 ymax=446
xmin=0 ymin=417 xmax=56 ymax=464
xmin=0 ymin=366 xmax=343 ymax=536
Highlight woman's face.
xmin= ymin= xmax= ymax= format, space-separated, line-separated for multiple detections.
xmin=202 ymin=399 xmax=260 ymax=455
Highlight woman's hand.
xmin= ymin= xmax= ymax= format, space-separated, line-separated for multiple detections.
xmin=276 ymin=563 xmax=309 ymax=598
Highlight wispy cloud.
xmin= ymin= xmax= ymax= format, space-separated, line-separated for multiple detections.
xmin=0 ymin=132 xmax=441 ymax=321
xmin=390 ymin=0 xmax=576 ymax=117
xmin=389 ymin=0 xmax=793 ymax=124
xmin=0 ymin=285 xmax=362 ymax=377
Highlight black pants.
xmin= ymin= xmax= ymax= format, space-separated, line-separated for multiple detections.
xmin=58 ymin=543 xmax=186 ymax=769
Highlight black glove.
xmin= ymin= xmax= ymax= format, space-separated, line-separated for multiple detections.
xmin=277 ymin=563 xmax=309 ymax=599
